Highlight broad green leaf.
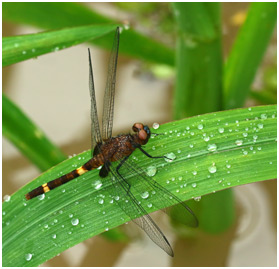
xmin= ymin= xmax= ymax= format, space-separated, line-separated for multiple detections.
xmin=172 ymin=3 xmax=223 ymax=118
xmin=3 ymin=105 xmax=276 ymax=266
xmin=2 ymin=24 xmax=118 ymax=67
xmin=3 ymin=2 xmax=175 ymax=66
xmin=172 ymin=3 xmax=217 ymax=42
xmin=224 ymin=2 xmax=277 ymax=109
xmin=171 ymin=3 xmax=225 ymax=233
xmin=2 ymin=94 xmax=65 ymax=171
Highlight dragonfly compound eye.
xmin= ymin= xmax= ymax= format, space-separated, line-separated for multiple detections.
xmin=138 ymin=129 xmax=148 ymax=141
xmin=132 ymin=123 xmax=144 ymax=132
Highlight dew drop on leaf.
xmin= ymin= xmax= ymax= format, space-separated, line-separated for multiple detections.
xmin=146 ymin=165 xmax=157 ymax=177
xmin=208 ymin=163 xmax=217 ymax=174
xmin=71 ymin=218 xmax=79 ymax=226
xmin=141 ymin=191 xmax=149 ymax=199
xmin=25 ymin=253 xmax=32 ymax=261
xmin=235 ymin=140 xmax=243 ymax=146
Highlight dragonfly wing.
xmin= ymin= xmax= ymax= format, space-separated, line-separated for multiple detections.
xmin=101 ymin=27 xmax=120 ymax=141
xmin=108 ymin=161 xmax=174 ymax=257
xmin=113 ymin=155 xmax=199 ymax=228
xmin=88 ymin=48 xmax=102 ymax=156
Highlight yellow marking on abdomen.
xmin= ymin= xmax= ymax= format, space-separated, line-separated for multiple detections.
xmin=77 ymin=166 xmax=87 ymax=175
xmin=42 ymin=183 xmax=50 ymax=193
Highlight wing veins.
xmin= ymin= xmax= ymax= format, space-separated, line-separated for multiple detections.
xmin=101 ymin=27 xmax=120 ymax=141
xmin=109 ymin=166 xmax=174 ymax=256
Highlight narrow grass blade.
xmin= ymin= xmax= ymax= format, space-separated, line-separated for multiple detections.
xmin=224 ymin=2 xmax=277 ymax=109
xmin=3 ymin=2 xmax=174 ymax=66
xmin=3 ymin=105 xmax=276 ymax=266
xmin=3 ymin=94 xmax=65 ymax=171
xmin=3 ymin=24 xmax=118 ymax=67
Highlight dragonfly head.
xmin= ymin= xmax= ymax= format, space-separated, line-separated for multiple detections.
xmin=132 ymin=123 xmax=151 ymax=145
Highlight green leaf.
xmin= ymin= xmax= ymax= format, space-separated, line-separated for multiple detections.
xmin=3 ymin=105 xmax=276 ymax=266
xmin=2 ymin=94 xmax=65 ymax=171
xmin=2 ymin=24 xmax=118 ymax=67
xmin=3 ymin=2 xmax=175 ymax=66
xmin=224 ymin=2 xmax=277 ymax=109
xmin=250 ymin=89 xmax=277 ymax=105
xmin=172 ymin=3 xmax=223 ymax=118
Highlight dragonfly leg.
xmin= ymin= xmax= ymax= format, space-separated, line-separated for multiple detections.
xmin=138 ymin=146 xmax=171 ymax=160
xmin=116 ymin=156 xmax=131 ymax=192
xmin=99 ymin=161 xmax=111 ymax=178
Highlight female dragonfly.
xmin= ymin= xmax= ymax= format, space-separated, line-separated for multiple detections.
xmin=25 ymin=27 xmax=198 ymax=257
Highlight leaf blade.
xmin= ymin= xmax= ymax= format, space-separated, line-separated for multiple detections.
xmin=2 ymin=105 xmax=276 ymax=266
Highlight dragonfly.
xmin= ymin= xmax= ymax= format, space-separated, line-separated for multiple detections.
xmin=25 ymin=27 xmax=198 ymax=257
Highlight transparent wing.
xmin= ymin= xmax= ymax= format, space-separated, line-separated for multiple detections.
xmin=88 ymin=48 xmax=102 ymax=156
xmin=101 ymin=27 xmax=120 ymax=141
xmin=108 ymin=162 xmax=174 ymax=257
xmin=116 ymin=156 xmax=199 ymax=228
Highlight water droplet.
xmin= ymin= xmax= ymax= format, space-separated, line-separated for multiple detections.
xmin=14 ymin=43 xmax=19 ymax=47
xmin=204 ymin=136 xmax=210 ymax=142
xmin=257 ymin=123 xmax=264 ymax=129
xmin=192 ymin=171 xmax=197 ymax=176
xmin=22 ymin=50 xmax=27 ymax=55
xmin=92 ymin=180 xmax=103 ymax=190
xmin=71 ymin=218 xmax=79 ymax=226
xmin=197 ymin=124 xmax=203 ymax=130
xmin=152 ymin=122 xmax=160 ymax=129
xmin=226 ymin=164 xmax=231 ymax=169
xmin=243 ymin=151 xmax=248 ymax=155
xmin=147 ymin=203 xmax=153 ymax=208
xmin=141 ymin=191 xmax=149 ymax=199
xmin=208 ymin=163 xmax=217 ymax=174
xmin=52 ymin=234 xmax=57 ymax=239
xmin=192 ymin=183 xmax=197 ymax=188
xmin=257 ymin=147 xmax=262 ymax=151
xmin=25 ymin=253 xmax=33 ymax=261
xmin=207 ymin=144 xmax=217 ymax=152
xmin=242 ymin=132 xmax=248 ymax=137
xmin=218 ymin=127 xmax=224 ymax=133
xmin=37 ymin=193 xmax=45 ymax=200
xmin=194 ymin=196 xmax=201 ymax=202
xmin=146 ymin=165 xmax=157 ymax=177
xmin=98 ymin=198 xmax=104 ymax=204
xmin=260 ymin=114 xmax=267 ymax=119
xmin=235 ymin=140 xmax=243 ymax=146
xmin=3 ymin=195 xmax=11 ymax=202
xmin=164 ymin=152 xmax=176 ymax=162
xmin=44 ymin=224 xmax=49 ymax=229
